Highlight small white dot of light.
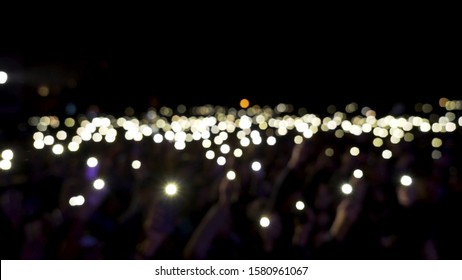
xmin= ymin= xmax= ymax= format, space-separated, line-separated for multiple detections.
xmin=432 ymin=150 xmax=442 ymax=160
xmin=219 ymin=132 xmax=228 ymax=141
xmin=153 ymin=134 xmax=164 ymax=143
xmin=240 ymin=137 xmax=250 ymax=147
xmin=43 ymin=135 xmax=55 ymax=146
xmin=266 ymin=136 xmax=276 ymax=146
xmin=411 ymin=117 xmax=423 ymax=126
xmin=185 ymin=133 xmax=193 ymax=142
xmin=243 ymin=128 xmax=252 ymax=135
xmin=213 ymin=136 xmax=224 ymax=145
xmin=373 ymin=127 xmax=381 ymax=137
xmin=353 ymin=169 xmax=363 ymax=179
xmin=141 ymin=125 xmax=153 ymax=136
xmin=52 ymin=144 xmax=64 ymax=155
xmin=382 ymin=149 xmax=392 ymax=159
xmin=350 ymin=147 xmax=360 ymax=157
xmin=55 ymin=130 xmax=67 ymax=141
xmin=294 ymin=135 xmax=304 ymax=144
xmin=164 ymin=131 xmax=175 ymax=141
xmin=233 ymin=148 xmax=243 ymax=158
xmin=251 ymin=161 xmax=262 ymax=172
xmin=459 ymin=117 xmax=462 ymax=126
xmin=201 ymin=130 xmax=211 ymax=140
xmin=69 ymin=195 xmax=85 ymax=206
xmin=250 ymin=130 xmax=260 ymax=139
xmin=72 ymin=136 xmax=82 ymax=144
xmin=124 ymin=131 xmax=134 ymax=141
xmin=0 ymin=71 xmax=8 ymax=84
xmin=87 ymin=157 xmax=98 ymax=167
xmin=236 ymin=131 xmax=246 ymax=139
xmin=85 ymin=123 xmax=96 ymax=133
xmin=277 ymin=127 xmax=288 ymax=136
xmin=68 ymin=142 xmax=79 ymax=152
xmin=93 ymin=178 xmax=105 ymax=190
xmin=402 ymin=122 xmax=413 ymax=131
xmin=446 ymin=122 xmax=456 ymax=132
xmin=226 ymin=123 xmax=236 ymax=133
xmin=174 ymin=131 xmax=187 ymax=142
xmin=258 ymin=122 xmax=268 ymax=130
xmin=390 ymin=128 xmax=404 ymax=138
xmin=131 ymin=160 xmax=141 ymax=169
xmin=116 ymin=117 xmax=126 ymax=127
xmin=310 ymin=126 xmax=319 ymax=134
xmin=40 ymin=116 xmax=51 ymax=126
xmin=101 ymin=117 xmax=111 ymax=127
xmin=105 ymin=134 xmax=116 ymax=143
xmin=379 ymin=129 xmax=389 ymax=138
xmin=432 ymin=138 xmax=442 ymax=148
xmin=350 ymin=125 xmax=362 ymax=136
xmin=218 ymin=121 xmax=227 ymax=131
xmin=373 ymin=138 xmax=383 ymax=147
xmin=174 ymin=141 xmax=186 ymax=150
xmin=92 ymin=133 xmax=103 ymax=142
xmin=439 ymin=116 xmax=449 ymax=125
xmin=192 ymin=131 xmax=202 ymax=141
xmin=1 ymin=149 xmax=14 ymax=161
xmin=260 ymin=216 xmax=270 ymax=228
xmin=239 ymin=116 xmax=252 ymax=130
xmin=206 ymin=150 xmax=215 ymax=160
xmin=217 ymin=156 xmax=226 ymax=166
xmin=171 ymin=122 xmax=182 ymax=133
xmin=420 ymin=122 xmax=431 ymax=133
xmin=362 ymin=123 xmax=372 ymax=133
xmin=341 ymin=183 xmax=353 ymax=195
xmin=92 ymin=117 xmax=102 ymax=127
xmin=81 ymin=131 xmax=92 ymax=141
xmin=33 ymin=132 xmax=44 ymax=141
xmin=432 ymin=123 xmax=442 ymax=133
xmin=220 ymin=144 xmax=231 ymax=154
xmin=64 ymin=118 xmax=75 ymax=128
xmin=321 ymin=124 xmax=329 ymax=132
xmin=341 ymin=120 xmax=352 ymax=131
xmin=0 ymin=160 xmax=12 ymax=170
xmin=295 ymin=122 xmax=309 ymax=133
xmin=390 ymin=136 xmax=400 ymax=144
xmin=256 ymin=115 xmax=266 ymax=124
xmin=226 ymin=170 xmax=236 ymax=181
xmin=400 ymin=175 xmax=412 ymax=187
xmin=202 ymin=139 xmax=212 ymax=148
xmin=33 ymin=140 xmax=45 ymax=149
xmin=211 ymin=125 xmax=220 ymax=134
xmin=327 ymin=120 xmax=337 ymax=130
xmin=389 ymin=118 xmax=399 ymax=128
xmin=295 ymin=201 xmax=305 ymax=211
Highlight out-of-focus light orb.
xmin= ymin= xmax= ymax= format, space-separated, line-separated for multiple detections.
xmin=267 ymin=136 xmax=276 ymax=146
xmin=37 ymin=85 xmax=50 ymax=97
xmin=205 ymin=150 xmax=215 ymax=160
xmin=251 ymin=161 xmax=262 ymax=172
xmin=240 ymin=137 xmax=250 ymax=147
xmin=295 ymin=201 xmax=305 ymax=211
xmin=350 ymin=147 xmax=360 ymax=157
xmin=217 ymin=156 xmax=226 ymax=166
xmin=202 ymin=139 xmax=212 ymax=148
xmin=240 ymin=99 xmax=250 ymax=109
xmin=382 ymin=149 xmax=392 ymax=159
xmin=432 ymin=138 xmax=442 ymax=148
xmin=52 ymin=144 xmax=64 ymax=155
xmin=226 ymin=170 xmax=236 ymax=181
xmin=131 ymin=160 xmax=141 ymax=169
xmin=0 ymin=160 xmax=12 ymax=170
xmin=294 ymin=135 xmax=303 ymax=144
xmin=43 ymin=135 xmax=55 ymax=146
xmin=325 ymin=148 xmax=334 ymax=157
xmin=165 ymin=183 xmax=178 ymax=196
xmin=233 ymin=148 xmax=243 ymax=158
xmin=1 ymin=149 xmax=13 ymax=161
xmin=33 ymin=140 xmax=45 ymax=149
xmin=432 ymin=150 xmax=442 ymax=160
xmin=259 ymin=216 xmax=270 ymax=228
xmin=69 ymin=195 xmax=85 ymax=206
xmin=220 ymin=144 xmax=230 ymax=154
xmin=68 ymin=142 xmax=79 ymax=152
xmin=0 ymin=71 xmax=7 ymax=84
xmin=93 ymin=178 xmax=105 ymax=190
xmin=153 ymin=134 xmax=163 ymax=143
xmin=56 ymin=130 xmax=67 ymax=140
xmin=341 ymin=183 xmax=353 ymax=195
xmin=400 ymin=175 xmax=413 ymax=187
xmin=87 ymin=157 xmax=98 ymax=168
xmin=353 ymin=169 xmax=363 ymax=179
xmin=174 ymin=141 xmax=186 ymax=150
xmin=373 ymin=138 xmax=383 ymax=147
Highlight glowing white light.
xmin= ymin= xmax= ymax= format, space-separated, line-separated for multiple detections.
xmin=43 ymin=135 xmax=55 ymax=146
xmin=93 ymin=178 xmax=105 ymax=190
xmin=295 ymin=201 xmax=305 ymax=211
xmin=33 ymin=140 xmax=45 ymax=149
xmin=174 ymin=141 xmax=186 ymax=150
xmin=220 ymin=144 xmax=231 ymax=154
xmin=0 ymin=71 xmax=7 ymax=84
xmin=92 ymin=133 xmax=103 ymax=142
xmin=153 ymin=134 xmax=163 ymax=143
xmin=131 ymin=160 xmax=141 ymax=169
xmin=226 ymin=170 xmax=236 ymax=180
xmin=267 ymin=136 xmax=276 ymax=146
xmin=87 ymin=157 xmax=98 ymax=168
xmin=350 ymin=147 xmax=360 ymax=156
xmin=0 ymin=160 xmax=12 ymax=170
xmin=259 ymin=216 xmax=270 ymax=228
xmin=202 ymin=139 xmax=212 ymax=148
xmin=233 ymin=148 xmax=243 ymax=158
xmin=294 ymin=135 xmax=303 ymax=144
xmin=1 ymin=149 xmax=13 ymax=161
xmin=56 ymin=130 xmax=67 ymax=140
xmin=68 ymin=142 xmax=79 ymax=152
xmin=240 ymin=137 xmax=250 ymax=147
xmin=400 ymin=175 xmax=413 ymax=187
xmin=205 ymin=150 xmax=215 ymax=160
xmin=382 ymin=149 xmax=392 ymax=159
xmin=251 ymin=161 xmax=262 ymax=172
xmin=165 ymin=183 xmax=178 ymax=196
xmin=341 ymin=183 xmax=353 ymax=195
xmin=353 ymin=169 xmax=363 ymax=179
xmin=69 ymin=195 xmax=85 ymax=206
xmin=217 ymin=156 xmax=226 ymax=166
xmin=52 ymin=144 xmax=64 ymax=155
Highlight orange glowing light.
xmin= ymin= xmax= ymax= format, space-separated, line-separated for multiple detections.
xmin=240 ymin=99 xmax=250 ymax=109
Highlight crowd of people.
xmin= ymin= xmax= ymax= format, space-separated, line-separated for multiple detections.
xmin=1 ymin=100 xmax=461 ymax=260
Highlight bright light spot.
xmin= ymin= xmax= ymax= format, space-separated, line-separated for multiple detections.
xmin=87 ymin=157 xmax=98 ymax=168
xmin=226 ymin=170 xmax=236 ymax=181
xmin=0 ymin=160 xmax=12 ymax=170
xmin=43 ymin=135 xmax=55 ymax=146
xmin=206 ymin=150 xmax=215 ymax=160
xmin=432 ymin=150 xmax=442 ymax=160
xmin=353 ymin=169 xmax=363 ymax=179
xmin=165 ymin=183 xmax=178 ymax=196
xmin=202 ymin=139 xmax=212 ymax=148
xmin=432 ymin=138 xmax=442 ymax=148
xmin=382 ymin=149 xmax=392 ymax=159
xmin=239 ymin=116 xmax=252 ymax=129
xmin=259 ymin=216 xmax=270 ymax=228
xmin=69 ymin=195 xmax=85 ymax=206
xmin=251 ymin=161 xmax=262 ymax=172
xmin=33 ymin=140 xmax=45 ymax=149
xmin=400 ymin=175 xmax=412 ymax=187
xmin=295 ymin=201 xmax=305 ymax=211
xmin=240 ymin=99 xmax=250 ymax=109
xmin=220 ymin=144 xmax=230 ymax=154
xmin=420 ymin=122 xmax=431 ymax=133
xmin=325 ymin=148 xmax=334 ymax=157
xmin=56 ymin=130 xmax=67 ymax=140
xmin=1 ymin=149 xmax=13 ymax=161
xmin=294 ymin=135 xmax=304 ymax=144
xmin=446 ymin=122 xmax=456 ymax=132
xmin=267 ymin=136 xmax=276 ymax=146
xmin=0 ymin=71 xmax=7 ymax=84
xmin=217 ymin=156 xmax=226 ymax=166
xmin=153 ymin=134 xmax=163 ymax=143
xmin=350 ymin=147 xmax=360 ymax=156
xmin=68 ymin=142 xmax=79 ymax=152
xmin=131 ymin=160 xmax=141 ymax=169
xmin=93 ymin=178 xmax=105 ymax=190
xmin=373 ymin=138 xmax=383 ymax=147
xmin=233 ymin=148 xmax=243 ymax=158
xmin=52 ymin=144 xmax=64 ymax=155
xmin=341 ymin=183 xmax=353 ymax=195
xmin=174 ymin=141 xmax=186 ymax=150
xmin=240 ymin=137 xmax=250 ymax=147
xmin=92 ymin=133 xmax=103 ymax=142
